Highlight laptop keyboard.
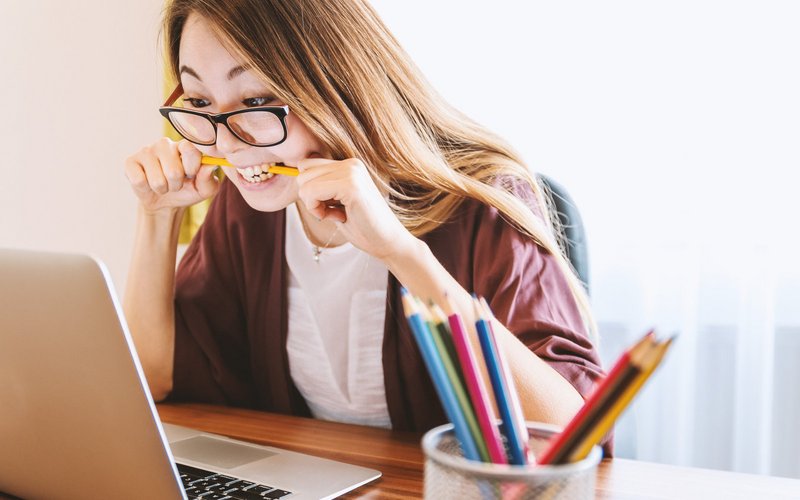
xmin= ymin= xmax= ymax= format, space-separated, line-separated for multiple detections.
xmin=177 ymin=463 xmax=292 ymax=499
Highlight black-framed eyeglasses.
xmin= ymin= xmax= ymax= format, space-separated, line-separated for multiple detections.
xmin=158 ymin=83 xmax=289 ymax=147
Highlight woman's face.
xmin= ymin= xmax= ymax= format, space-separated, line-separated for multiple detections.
xmin=178 ymin=13 xmax=327 ymax=212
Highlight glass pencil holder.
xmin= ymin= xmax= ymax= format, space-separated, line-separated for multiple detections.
xmin=422 ymin=422 xmax=601 ymax=500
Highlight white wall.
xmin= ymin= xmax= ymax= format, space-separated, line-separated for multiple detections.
xmin=368 ymin=0 xmax=800 ymax=476
xmin=0 ymin=0 xmax=164 ymax=291
xmin=368 ymin=0 xmax=800 ymax=262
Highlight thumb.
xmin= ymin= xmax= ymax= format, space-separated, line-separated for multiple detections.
xmin=194 ymin=165 xmax=221 ymax=199
xmin=295 ymin=156 xmax=334 ymax=174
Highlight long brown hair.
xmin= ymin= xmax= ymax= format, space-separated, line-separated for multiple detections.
xmin=162 ymin=0 xmax=597 ymax=339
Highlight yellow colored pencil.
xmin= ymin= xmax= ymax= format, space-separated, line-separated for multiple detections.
xmin=200 ymin=155 xmax=299 ymax=176
xmin=567 ymin=337 xmax=674 ymax=462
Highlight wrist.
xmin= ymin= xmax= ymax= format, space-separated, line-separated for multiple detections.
xmin=138 ymin=203 xmax=186 ymax=223
xmin=135 ymin=204 xmax=186 ymax=246
xmin=383 ymin=235 xmax=470 ymax=310
xmin=383 ymin=235 xmax=428 ymax=277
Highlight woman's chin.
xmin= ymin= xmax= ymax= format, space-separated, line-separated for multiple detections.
xmin=243 ymin=197 xmax=292 ymax=212
xmin=230 ymin=175 xmax=295 ymax=212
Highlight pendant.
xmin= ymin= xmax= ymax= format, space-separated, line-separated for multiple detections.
xmin=312 ymin=246 xmax=321 ymax=263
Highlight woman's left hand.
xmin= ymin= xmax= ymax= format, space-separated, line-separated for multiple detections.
xmin=295 ymin=157 xmax=416 ymax=261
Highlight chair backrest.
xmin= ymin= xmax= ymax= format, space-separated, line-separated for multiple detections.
xmin=537 ymin=174 xmax=590 ymax=293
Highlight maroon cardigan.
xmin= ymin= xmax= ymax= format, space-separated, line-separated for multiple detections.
xmin=170 ymin=179 xmax=608 ymax=449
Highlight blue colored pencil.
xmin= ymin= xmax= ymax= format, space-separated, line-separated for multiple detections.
xmin=473 ymin=296 xmax=529 ymax=465
xmin=400 ymin=289 xmax=481 ymax=461
xmin=479 ymin=297 xmax=532 ymax=463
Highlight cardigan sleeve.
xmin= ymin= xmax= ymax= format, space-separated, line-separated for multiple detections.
xmin=168 ymin=182 xmax=255 ymax=405
xmin=468 ymin=184 xmax=612 ymax=454
xmin=469 ymin=182 xmax=605 ymax=404
xmin=418 ymin=180 xmax=611 ymax=452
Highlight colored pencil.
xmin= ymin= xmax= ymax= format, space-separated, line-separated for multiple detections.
xmin=537 ymin=331 xmax=655 ymax=465
xmin=473 ymin=297 xmax=529 ymax=465
xmin=200 ymin=155 xmax=298 ymax=176
xmin=429 ymin=303 xmax=467 ymax=389
xmin=442 ymin=296 xmax=508 ymax=464
xmin=566 ymin=336 xmax=674 ymax=462
xmin=478 ymin=297 xmax=532 ymax=464
xmin=423 ymin=303 xmax=490 ymax=463
xmin=400 ymin=289 xmax=481 ymax=461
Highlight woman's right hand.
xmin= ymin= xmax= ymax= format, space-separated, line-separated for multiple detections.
xmin=124 ymin=138 xmax=220 ymax=214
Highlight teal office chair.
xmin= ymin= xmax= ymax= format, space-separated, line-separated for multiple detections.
xmin=537 ymin=174 xmax=589 ymax=293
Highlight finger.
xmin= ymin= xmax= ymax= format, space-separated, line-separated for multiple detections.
xmin=300 ymin=196 xmax=326 ymax=220
xmin=154 ymin=139 xmax=185 ymax=191
xmin=321 ymin=205 xmax=347 ymax=223
xmin=295 ymin=169 xmax=349 ymax=202
xmin=295 ymin=157 xmax=336 ymax=175
xmin=139 ymin=149 xmax=170 ymax=195
xmin=300 ymin=197 xmax=345 ymax=221
xmin=298 ymin=178 xmax=344 ymax=216
xmin=194 ymin=165 xmax=220 ymax=199
xmin=124 ymin=156 xmax=152 ymax=196
xmin=177 ymin=140 xmax=202 ymax=179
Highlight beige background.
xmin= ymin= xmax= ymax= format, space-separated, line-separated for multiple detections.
xmin=0 ymin=0 xmax=163 ymax=291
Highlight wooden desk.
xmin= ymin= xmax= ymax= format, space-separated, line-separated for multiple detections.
xmin=157 ymin=403 xmax=800 ymax=500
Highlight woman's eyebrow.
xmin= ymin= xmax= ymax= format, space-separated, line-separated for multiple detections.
xmin=227 ymin=65 xmax=248 ymax=80
xmin=178 ymin=64 xmax=250 ymax=84
xmin=179 ymin=65 xmax=201 ymax=80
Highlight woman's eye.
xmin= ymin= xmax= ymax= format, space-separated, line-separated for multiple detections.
xmin=243 ymin=97 xmax=275 ymax=107
xmin=184 ymin=97 xmax=210 ymax=108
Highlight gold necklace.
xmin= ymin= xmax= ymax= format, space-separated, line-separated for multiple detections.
xmin=311 ymin=225 xmax=342 ymax=263
xmin=296 ymin=206 xmax=342 ymax=263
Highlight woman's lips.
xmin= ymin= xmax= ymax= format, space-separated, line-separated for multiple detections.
xmin=232 ymin=164 xmax=282 ymax=190
xmin=236 ymin=164 xmax=275 ymax=183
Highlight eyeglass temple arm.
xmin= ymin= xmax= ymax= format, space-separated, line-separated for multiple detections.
xmin=163 ymin=83 xmax=184 ymax=107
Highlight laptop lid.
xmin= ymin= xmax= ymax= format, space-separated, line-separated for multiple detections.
xmin=0 ymin=249 xmax=188 ymax=499
xmin=0 ymin=249 xmax=381 ymax=500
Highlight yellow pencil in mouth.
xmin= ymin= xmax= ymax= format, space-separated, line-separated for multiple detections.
xmin=200 ymin=155 xmax=299 ymax=177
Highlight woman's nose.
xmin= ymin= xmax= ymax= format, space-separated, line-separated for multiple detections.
xmin=213 ymin=122 xmax=245 ymax=155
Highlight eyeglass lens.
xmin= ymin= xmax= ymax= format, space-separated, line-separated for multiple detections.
xmin=167 ymin=110 xmax=285 ymax=146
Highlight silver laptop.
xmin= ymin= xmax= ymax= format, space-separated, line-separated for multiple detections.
xmin=0 ymin=249 xmax=380 ymax=500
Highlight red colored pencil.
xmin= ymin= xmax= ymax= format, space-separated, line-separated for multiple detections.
xmin=537 ymin=330 xmax=655 ymax=465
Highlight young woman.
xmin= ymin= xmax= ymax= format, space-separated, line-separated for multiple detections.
xmin=124 ymin=0 xmax=605 ymax=439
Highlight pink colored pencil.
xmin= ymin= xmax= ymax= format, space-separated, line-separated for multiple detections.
xmin=442 ymin=297 xmax=508 ymax=464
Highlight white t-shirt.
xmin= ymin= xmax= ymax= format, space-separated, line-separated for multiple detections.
xmin=284 ymin=203 xmax=391 ymax=428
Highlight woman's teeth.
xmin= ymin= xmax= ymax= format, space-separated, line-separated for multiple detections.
xmin=237 ymin=165 xmax=275 ymax=183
